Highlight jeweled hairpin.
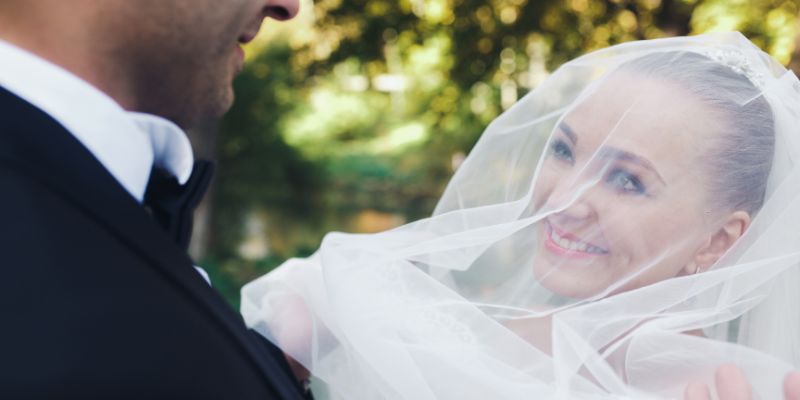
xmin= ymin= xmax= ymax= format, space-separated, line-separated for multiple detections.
xmin=703 ymin=48 xmax=766 ymax=89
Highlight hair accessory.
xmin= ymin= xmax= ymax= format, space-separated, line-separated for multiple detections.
xmin=703 ymin=48 xmax=766 ymax=89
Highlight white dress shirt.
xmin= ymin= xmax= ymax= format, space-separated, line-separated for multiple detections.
xmin=0 ymin=39 xmax=210 ymax=284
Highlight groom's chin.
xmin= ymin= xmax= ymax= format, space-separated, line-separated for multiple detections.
xmin=209 ymin=85 xmax=236 ymax=120
xmin=180 ymin=86 xmax=236 ymax=130
xmin=214 ymin=90 xmax=237 ymax=123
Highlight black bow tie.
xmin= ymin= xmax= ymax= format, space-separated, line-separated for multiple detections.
xmin=144 ymin=160 xmax=215 ymax=250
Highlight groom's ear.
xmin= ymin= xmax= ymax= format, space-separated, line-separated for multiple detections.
xmin=688 ymin=211 xmax=751 ymax=273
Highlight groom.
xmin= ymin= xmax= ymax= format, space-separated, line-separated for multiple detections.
xmin=0 ymin=0 xmax=309 ymax=399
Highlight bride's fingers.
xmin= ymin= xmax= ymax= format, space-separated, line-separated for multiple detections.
xmin=684 ymin=382 xmax=711 ymax=400
xmin=715 ymin=364 xmax=752 ymax=400
xmin=785 ymin=372 xmax=800 ymax=400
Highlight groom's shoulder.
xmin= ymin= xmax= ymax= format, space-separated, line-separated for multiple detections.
xmin=0 ymin=85 xmax=128 ymax=227
xmin=0 ymin=112 xmax=89 ymax=231
xmin=0 ymin=162 xmax=69 ymax=221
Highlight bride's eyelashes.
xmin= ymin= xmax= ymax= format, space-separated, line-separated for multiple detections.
xmin=549 ymin=139 xmax=575 ymax=164
xmin=606 ymin=168 xmax=647 ymax=196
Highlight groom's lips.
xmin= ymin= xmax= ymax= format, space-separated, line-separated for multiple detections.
xmin=233 ymin=31 xmax=258 ymax=72
xmin=238 ymin=35 xmax=255 ymax=44
xmin=238 ymin=32 xmax=257 ymax=44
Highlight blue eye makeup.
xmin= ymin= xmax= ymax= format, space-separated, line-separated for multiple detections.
xmin=549 ymin=139 xmax=574 ymax=164
xmin=606 ymin=168 xmax=647 ymax=195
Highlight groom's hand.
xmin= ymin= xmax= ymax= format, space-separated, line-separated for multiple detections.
xmin=683 ymin=364 xmax=800 ymax=400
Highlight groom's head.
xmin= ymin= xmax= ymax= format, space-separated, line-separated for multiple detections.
xmin=0 ymin=0 xmax=300 ymax=128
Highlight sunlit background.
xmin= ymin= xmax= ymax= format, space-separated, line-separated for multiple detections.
xmin=188 ymin=0 xmax=800 ymax=306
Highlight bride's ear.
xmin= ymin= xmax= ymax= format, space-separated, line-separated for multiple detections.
xmin=686 ymin=211 xmax=751 ymax=274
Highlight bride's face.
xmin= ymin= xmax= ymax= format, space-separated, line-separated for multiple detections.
xmin=531 ymin=74 xmax=747 ymax=298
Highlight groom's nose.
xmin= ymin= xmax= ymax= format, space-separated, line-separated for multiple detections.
xmin=264 ymin=0 xmax=301 ymax=21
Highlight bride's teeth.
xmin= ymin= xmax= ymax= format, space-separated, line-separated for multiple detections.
xmin=549 ymin=226 xmax=605 ymax=254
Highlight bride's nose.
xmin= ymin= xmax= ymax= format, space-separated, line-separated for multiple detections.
xmin=544 ymin=173 xmax=601 ymax=221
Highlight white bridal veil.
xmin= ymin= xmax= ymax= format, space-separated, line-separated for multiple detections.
xmin=242 ymin=32 xmax=800 ymax=399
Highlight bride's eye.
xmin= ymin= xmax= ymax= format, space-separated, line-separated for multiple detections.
xmin=607 ymin=168 xmax=646 ymax=195
xmin=549 ymin=139 xmax=574 ymax=164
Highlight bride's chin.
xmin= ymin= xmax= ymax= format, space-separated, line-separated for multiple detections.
xmin=531 ymin=256 xmax=606 ymax=300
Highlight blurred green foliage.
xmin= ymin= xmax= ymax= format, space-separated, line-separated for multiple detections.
xmin=202 ymin=0 xmax=800 ymax=306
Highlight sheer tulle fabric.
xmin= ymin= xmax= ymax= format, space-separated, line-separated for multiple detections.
xmin=242 ymin=32 xmax=800 ymax=399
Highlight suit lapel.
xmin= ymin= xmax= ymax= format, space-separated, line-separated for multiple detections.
xmin=0 ymin=87 xmax=302 ymax=399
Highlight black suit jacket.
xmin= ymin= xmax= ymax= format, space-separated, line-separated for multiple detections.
xmin=0 ymin=87 xmax=308 ymax=400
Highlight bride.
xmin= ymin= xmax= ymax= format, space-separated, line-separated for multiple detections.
xmin=242 ymin=32 xmax=800 ymax=399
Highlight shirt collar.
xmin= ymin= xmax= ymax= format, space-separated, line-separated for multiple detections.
xmin=129 ymin=112 xmax=194 ymax=185
xmin=0 ymin=40 xmax=194 ymax=203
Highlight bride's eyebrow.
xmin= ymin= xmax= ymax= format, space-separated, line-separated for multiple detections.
xmin=557 ymin=122 xmax=578 ymax=144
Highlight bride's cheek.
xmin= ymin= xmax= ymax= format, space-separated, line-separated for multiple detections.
xmin=600 ymin=209 xmax=647 ymax=273
xmin=532 ymin=168 xmax=558 ymax=211
xmin=623 ymin=212 xmax=693 ymax=284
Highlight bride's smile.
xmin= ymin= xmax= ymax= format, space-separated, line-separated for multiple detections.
xmin=542 ymin=219 xmax=609 ymax=258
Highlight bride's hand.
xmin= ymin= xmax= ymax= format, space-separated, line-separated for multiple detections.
xmin=683 ymin=364 xmax=800 ymax=400
xmin=271 ymin=294 xmax=313 ymax=383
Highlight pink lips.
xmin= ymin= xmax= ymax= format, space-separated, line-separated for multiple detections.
xmin=543 ymin=220 xmax=608 ymax=260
